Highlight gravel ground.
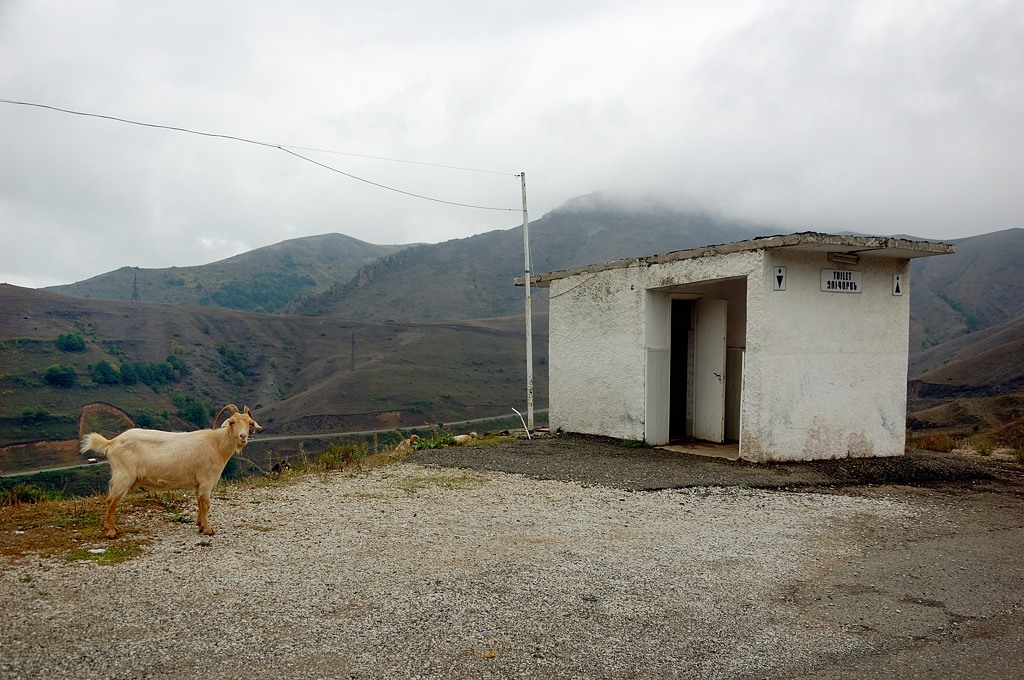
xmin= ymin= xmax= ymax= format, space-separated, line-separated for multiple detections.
xmin=1 ymin=433 xmax=1022 ymax=679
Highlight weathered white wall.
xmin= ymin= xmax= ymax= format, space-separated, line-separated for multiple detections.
xmin=548 ymin=246 xmax=912 ymax=462
xmin=548 ymin=251 xmax=760 ymax=442
xmin=548 ymin=268 xmax=649 ymax=440
xmin=741 ymin=250 xmax=911 ymax=461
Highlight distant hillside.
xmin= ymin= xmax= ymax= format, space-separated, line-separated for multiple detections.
xmin=910 ymin=315 xmax=1024 ymax=395
xmin=906 ymin=313 xmax=1024 ymax=436
xmin=44 ymin=233 xmax=409 ymax=313
xmin=909 ymin=228 xmax=1024 ymax=352
xmin=0 ymin=284 xmax=546 ymax=454
xmin=285 ymin=194 xmax=772 ymax=321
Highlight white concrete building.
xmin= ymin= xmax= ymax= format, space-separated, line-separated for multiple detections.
xmin=525 ymin=232 xmax=954 ymax=462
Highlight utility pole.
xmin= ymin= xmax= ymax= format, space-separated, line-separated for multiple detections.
xmin=520 ymin=172 xmax=534 ymax=430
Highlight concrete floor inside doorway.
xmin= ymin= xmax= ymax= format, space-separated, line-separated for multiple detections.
xmin=657 ymin=440 xmax=739 ymax=461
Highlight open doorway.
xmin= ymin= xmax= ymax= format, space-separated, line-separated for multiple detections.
xmin=669 ymin=299 xmax=692 ymax=441
xmin=668 ymin=293 xmax=743 ymax=445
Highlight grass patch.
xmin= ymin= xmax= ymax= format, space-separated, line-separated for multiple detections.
xmin=0 ymin=488 xmax=184 ymax=561
xmin=397 ymin=471 xmax=489 ymax=494
xmin=0 ymin=494 xmax=144 ymax=560
xmin=65 ymin=543 xmax=144 ymax=565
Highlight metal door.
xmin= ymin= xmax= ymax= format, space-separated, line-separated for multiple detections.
xmin=693 ymin=298 xmax=727 ymax=442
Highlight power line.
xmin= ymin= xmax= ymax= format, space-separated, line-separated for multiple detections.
xmin=281 ymin=144 xmax=516 ymax=176
xmin=0 ymin=98 xmax=520 ymax=212
xmin=277 ymin=147 xmax=517 ymax=211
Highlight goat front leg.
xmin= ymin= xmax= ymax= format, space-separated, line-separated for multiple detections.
xmin=196 ymin=490 xmax=215 ymax=535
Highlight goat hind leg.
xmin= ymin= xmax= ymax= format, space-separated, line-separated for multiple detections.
xmin=104 ymin=474 xmax=133 ymax=539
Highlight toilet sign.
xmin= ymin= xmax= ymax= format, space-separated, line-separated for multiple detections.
xmin=892 ymin=273 xmax=904 ymax=296
xmin=773 ymin=267 xmax=786 ymax=291
xmin=821 ymin=269 xmax=862 ymax=293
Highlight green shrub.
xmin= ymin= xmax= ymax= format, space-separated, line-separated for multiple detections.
xmin=411 ymin=429 xmax=456 ymax=450
xmin=1 ymin=483 xmax=52 ymax=506
xmin=90 ymin=360 xmax=122 ymax=385
xmin=18 ymin=406 xmax=52 ymax=425
xmin=134 ymin=409 xmax=168 ymax=429
xmin=119 ymin=363 xmax=139 ymax=385
xmin=972 ymin=437 xmax=994 ymax=456
xmin=173 ymin=393 xmax=212 ymax=429
xmin=44 ymin=364 xmax=77 ymax=388
xmin=55 ymin=333 xmax=86 ymax=352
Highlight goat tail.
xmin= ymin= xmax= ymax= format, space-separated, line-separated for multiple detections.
xmin=80 ymin=432 xmax=111 ymax=456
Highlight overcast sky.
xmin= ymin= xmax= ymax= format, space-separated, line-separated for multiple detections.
xmin=1 ymin=0 xmax=1021 ymax=288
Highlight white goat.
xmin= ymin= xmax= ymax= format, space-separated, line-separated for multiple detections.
xmin=394 ymin=434 xmax=420 ymax=452
xmin=453 ymin=432 xmax=478 ymax=445
xmin=80 ymin=404 xmax=261 ymax=538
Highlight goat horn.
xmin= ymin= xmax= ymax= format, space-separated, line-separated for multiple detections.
xmin=213 ymin=404 xmax=239 ymax=428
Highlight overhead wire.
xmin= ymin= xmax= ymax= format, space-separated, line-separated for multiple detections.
xmin=0 ymin=98 xmax=520 ymax=212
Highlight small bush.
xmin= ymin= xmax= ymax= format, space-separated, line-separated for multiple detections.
xmin=1 ymin=483 xmax=52 ymax=506
xmin=18 ymin=406 xmax=52 ymax=425
xmin=90 ymin=360 xmax=122 ymax=385
xmin=316 ymin=442 xmax=365 ymax=471
xmin=173 ymin=392 xmax=212 ymax=428
xmin=916 ymin=434 xmax=956 ymax=453
xmin=55 ymin=332 xmax=86 ymax=352
xmin=411 ymin=429 xmax=456 ymax=451
xmin=44 ymin=364 xmax=78 ymax=388
xmin=972 ymin=438 xmax=994 ymax=456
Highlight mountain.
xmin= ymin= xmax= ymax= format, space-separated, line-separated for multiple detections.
xmin=0 ymin=283 xmax=546 ymax=452
xmin=908 ymin=228 xmax=1024 ymax=354
xmin=285 ymin=194 xmax=773 ymax=321
xmin=43 ymin=233 xmax=410 ymax=313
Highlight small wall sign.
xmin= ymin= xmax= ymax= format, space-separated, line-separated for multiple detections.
xmin=892 ymin=273 xmax=904 ymax=296
xmin=773 ymin=266 xmax=786 ymax=291
xmin=820 ymin=269 xmax=862 ymax=293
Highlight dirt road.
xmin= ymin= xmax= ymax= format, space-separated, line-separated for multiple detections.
xmin=412 ymin=434 xmax=1024 ymax=678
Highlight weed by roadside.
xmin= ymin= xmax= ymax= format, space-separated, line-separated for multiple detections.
xmin=0 ymin=492 xmax=149 ymax=562
xmin=972 ymin=437 xmax=995 ymax=456
xmin=1 ymin=482 xmax=56 ymax=506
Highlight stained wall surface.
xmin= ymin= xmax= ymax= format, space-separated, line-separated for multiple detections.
xmin=741 ymin=249 xmax=910 ymax=461
xmin=547 ymin=246 xmax=912 ymax=461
